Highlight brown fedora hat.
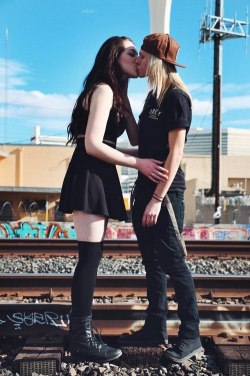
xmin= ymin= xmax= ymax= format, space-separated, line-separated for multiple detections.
xmin=141 ymin=33 xmax=186 ymax=68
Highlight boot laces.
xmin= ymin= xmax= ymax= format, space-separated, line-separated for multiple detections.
xmin=179 ymin=339 xmax=188 ymax=350
xmin=91 ymin=323 xmax=106 ymax=346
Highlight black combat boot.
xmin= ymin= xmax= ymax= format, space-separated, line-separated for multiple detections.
xmin=161 ymin=337 xmax=204 ymax=364
xmin=69 ymin=315 xmax=122 ymax=362
xmin=118 ymin=315 xmax=167 ymax=347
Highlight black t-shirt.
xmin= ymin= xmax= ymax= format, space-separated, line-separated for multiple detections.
xmin=137 ymin=87 xmax=191 ymax=193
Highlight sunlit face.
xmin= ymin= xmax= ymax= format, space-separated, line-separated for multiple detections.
xmin=136 ymin=49 xmax=150 ymax=78
xmin=118 ymin=40 xmax=138 ymax=78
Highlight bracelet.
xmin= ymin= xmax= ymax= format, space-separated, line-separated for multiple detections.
xmin=153 ymin=192 xmax=164 ymax=200
xmin=152 ymin=194 xmax=163 ymax=202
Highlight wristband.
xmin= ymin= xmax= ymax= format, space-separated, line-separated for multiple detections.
xmin=153 ymin=192 xmax=164 ymax=200
xmin=152 ymin=194 xmax=163 ymax=202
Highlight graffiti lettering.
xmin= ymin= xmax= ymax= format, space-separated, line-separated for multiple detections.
xmin=0 ymin=221 xmax=250 ymax=240
xmin=6 ymin=311 xmax=69 ymax=330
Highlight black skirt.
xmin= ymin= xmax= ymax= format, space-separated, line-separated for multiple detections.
xmin=59 ymin=139 xmax=127 ymax=221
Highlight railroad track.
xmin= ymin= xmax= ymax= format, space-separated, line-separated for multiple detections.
xmin=0 ymin=273 xmax=249 ymax=299
xmin=0 ymin=238 xmax=249 ymax=257
xmin=0 ymin=273 xmax=249 ymax=337
xmin=0 ymin=239 xmax=249 ymax=339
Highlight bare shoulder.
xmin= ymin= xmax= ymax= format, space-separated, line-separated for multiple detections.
xmin=89 ymin=84 xmax=113 ymax=110
xmin=83 ymin=84 xmax=113 ymax=110
xmin=94 ymin=83 xmax=113 ymax=99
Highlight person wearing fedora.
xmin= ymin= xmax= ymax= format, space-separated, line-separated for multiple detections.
xmin=118 ymin=33 xmax=203 ymax=364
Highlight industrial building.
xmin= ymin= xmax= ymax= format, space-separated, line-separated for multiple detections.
xmin=0 ymin=127 xmax=250 ymax=225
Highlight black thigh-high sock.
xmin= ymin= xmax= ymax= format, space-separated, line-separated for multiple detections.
xmin=71 ymin=241 xmax=103 ymax=317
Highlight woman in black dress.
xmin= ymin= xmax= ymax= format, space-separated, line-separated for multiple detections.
xmin=59 ymin=36 xmax=168 ymax=363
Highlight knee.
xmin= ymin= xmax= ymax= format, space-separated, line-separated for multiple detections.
xmin=143 ymin=260 xmax=165 ymax=277
xmin=166 ymin=260 xmax=190 ymax=277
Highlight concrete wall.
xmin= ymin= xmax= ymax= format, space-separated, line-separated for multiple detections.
xmin=0 ymin=145 xmax=74 ymax=188
xmin=182 ymin=155 xmax=250 ymax=194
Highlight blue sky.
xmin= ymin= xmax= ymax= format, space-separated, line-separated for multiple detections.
xmin=0 ymin=0 xmax=249 ymax=144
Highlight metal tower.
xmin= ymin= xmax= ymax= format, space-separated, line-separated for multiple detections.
xmin=148 ymin=0 xmax=172 ymax=33
xmin=200 ymin=0 xmax=249 ymax=224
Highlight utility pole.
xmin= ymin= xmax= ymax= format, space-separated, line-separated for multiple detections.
xmin=4 ymin=28 xmax=9 ymax=145
xmin=200 ymin=0 xmax=248 ymax=224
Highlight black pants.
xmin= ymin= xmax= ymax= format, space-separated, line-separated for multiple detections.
xmin=132 ymin=191 xmax=200 ymax=339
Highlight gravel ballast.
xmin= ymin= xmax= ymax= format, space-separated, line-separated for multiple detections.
xmin=0 ymin=256 xmax=249 ymax=275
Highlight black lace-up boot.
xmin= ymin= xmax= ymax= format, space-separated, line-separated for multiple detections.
xmin=161 ymin=337 xmax=204 ymax=364
xmin=69 ymin=315 xmax=122 ymax=362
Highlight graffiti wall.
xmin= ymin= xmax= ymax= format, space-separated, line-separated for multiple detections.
xmin=0 ymin=221 xmax=250 ymax=240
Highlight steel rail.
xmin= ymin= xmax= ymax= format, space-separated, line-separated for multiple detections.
xmin=0 ymin=238 xmax=249 ymax=257
xmin=0 ymin=300 xmax=249 ymax=337
xmin=0 ymin=273 xmax=249 ymax=300
xmin=0 ymin=273 xmax=249 ymax=338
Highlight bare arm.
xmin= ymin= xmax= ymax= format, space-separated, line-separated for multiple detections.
xmin=142 ymin=128 xmax=186 ymax=227
xmin=84 ymin=84 xmax=167 ymax=181
xmin=116 ymin=146 xmax=138 ymax=156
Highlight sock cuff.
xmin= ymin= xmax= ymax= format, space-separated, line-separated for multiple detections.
xmin=77 ymin=241 xmax=103 ymax=257
xmin=77 ymin=240 xmax=101 ymax=247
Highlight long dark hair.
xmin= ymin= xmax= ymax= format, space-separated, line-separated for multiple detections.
xmin=67 ymin=36 xmax=133 ymax=144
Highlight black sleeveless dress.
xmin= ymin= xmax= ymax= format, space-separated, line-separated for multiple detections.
xmin=59 ymin=107 xmax=127 ymax=221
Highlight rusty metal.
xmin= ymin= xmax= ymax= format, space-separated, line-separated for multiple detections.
xmin=212 ymin=336 xmax=250 ymax=376
xmin=13 ymin=336 xmax=64 ymax=376
xmin=0 ymin=297 xmax=249 ymax=338
xmin=0 ymin=273 xmax=249 ymax=299
xmin=0 ymin=273 xmax=249 ymax=339
xmin=0 ymin=238 xmax=249 ymax=257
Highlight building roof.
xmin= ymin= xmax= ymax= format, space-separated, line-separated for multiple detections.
xmin=185 ymin=128 xmax=250 ymax=156
xmin=0 ymin=150 xmax=8 ymax=158
xmin=0 ymin=187 xmax=61 ymax=193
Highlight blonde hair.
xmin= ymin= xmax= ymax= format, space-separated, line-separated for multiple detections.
xmin=146 ymin=54 xmax=191 ymax=105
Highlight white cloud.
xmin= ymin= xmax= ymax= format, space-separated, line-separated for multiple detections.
xmin=222 ymin=95 xmax=250 ymax=111
xmin=188 ymin=82 xmax=250 ymax=96
xmin=1 ymin=89 xmax=76 ymax=118
xmin=0 ymin=58 xmax=29 ymax=89
xmin=222 ymin=83 xmax=250 ymax=94
xmin=192 ymin=98 xmax=213 ymax=116
xmin=130 ymin=90 xmax=250 ymax=119
xmin=223 ymin=118 xmax=250 ymax=127
xmin=0 ymin=57 xmax=249 ymax=136
xmin=192 ymin=94 xmax=250 ymax=116
xmin=0 ymin=59 xmax=77 ymax=129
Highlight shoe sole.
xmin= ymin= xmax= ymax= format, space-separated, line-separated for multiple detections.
xmin=71 ymin=349 xmax=122 ymax=363
xmin=162 ymin=346 xmax=204 ymax=363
